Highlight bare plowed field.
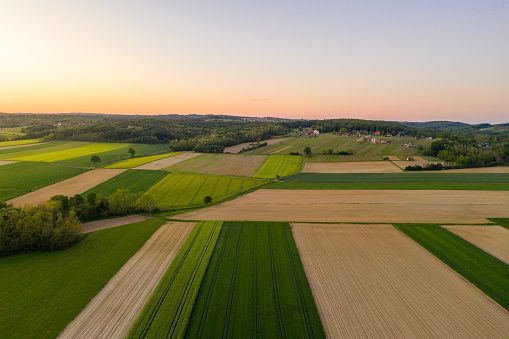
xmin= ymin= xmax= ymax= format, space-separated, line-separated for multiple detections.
xmin=303 ymin=161 xmax=401 ymax=173
xmin=59 ymin=222 xmax=195 ymax=339
xmin=178 ymin=189 xmax=509 ymax=223
xmin=223 ymin=137 xmax=286 ymax=153
xmin=135 ymin=152 xmax=201 ymax=170
xmin=292 ymin=223 xmax=509 ymax=338
xmin=8 ymin=169 xmax=125 ymax=206
xmin=81 ymin=215 xmax=150 ymax=233
xmin=445 ymin=225 xmax=509 ymax=264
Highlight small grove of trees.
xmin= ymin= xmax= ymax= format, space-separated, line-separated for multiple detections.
xmin=303 ymin=146 xmax=312 ymax=156
xmin=91 ymin=155 xmax=101 ymax=166
xmin=0 ymin=202 xmax=81 ymax=256
xmin=203 ymin=196 xmax=212 ymax=205
xmin=128 ymin=148 xmax=136 ymax=157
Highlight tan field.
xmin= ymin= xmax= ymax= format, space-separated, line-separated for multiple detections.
xmin=387 ymin=155 xmax=400 ymax=161
xmin=134 ymin=152 xmax=201 ymax=170
xmin=166 ymin=153 xmax=267 ymax=177
xmin=178 ymin=189 xmax=509 ymax=223
xmin=81 ymin=215 xmax=150 ymax=233
xmin=223 ymin=137 xmax=286 ymax=153
xmin=270 ymin=145 xmax=291 ymax=154
xmin=0 ymin=160 xmax=15 ymax=166
xmin=292 ymin=223 xmax=509 ymax=338
xmin=8 ymin=169 xmax=125 ymax=207
xmin=392 ymin=156 xmax=442 ymax=168
xmin=59 ymin=222 xmax=195 ymax=339
xmin=432 ymin=166 xmax=509 ymax=173
xmin=445 ymin=225 xmax=509 ymax=264
xmin=302 ymin=161 xmax=402 ymax=173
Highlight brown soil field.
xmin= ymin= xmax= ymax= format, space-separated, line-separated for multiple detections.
xmin=166 ymin=153 xmax=267 ymax=177
xmin=134 ymin=152 xmax=201 ymax=170
xmin=0 ymin=142 xmax=45 ymax=150
xmin=8 ymin=169 xmax=125 ymax=207
xmin=0 ymin=160 xmax=15 ymax=166
xmin=223 ymin=137 xmax=286 ymax=153
xmin=431 ymin=166 xmax=509 ymax=173
xmin=387 ymin=155 xmax=400 ymax=161
xmin=81 ymin=215 xmax=150 ymax=233
xmin=302 ymin=161 xmax=402 ymax=173
xmin=59 ymin=222 xmax=195 ymax=339
xmin=178 ymin=189 xmax=509 ymax=223
xmin=445 ymin=225 xmax=509 ymax=264
xmin=292 ymin=223 xmax=509 ymax=338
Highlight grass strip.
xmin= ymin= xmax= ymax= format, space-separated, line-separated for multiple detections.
xmin=489 ymin=218 xmax=509 ymax=230
xmin=394 ymin=223 xmax=509 ymax=311
xmin=129 ymin=221 xmax=222 ymax=339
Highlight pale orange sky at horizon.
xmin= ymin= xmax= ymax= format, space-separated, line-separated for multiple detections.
xmin=1 ymin=1 xmax=508 ymax=123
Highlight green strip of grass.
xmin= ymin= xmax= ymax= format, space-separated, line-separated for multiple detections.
xmin=267 ymin=173 xmax=509 ymax=190
xmin=394 ymin=224 xmax=509 ymax=311
xmin=488 ymin=218 xmax=509 ymax=230
xmin=185 ymin=221 xmax=324 ymax=338
xmin=129 ymin=221 xmax=222 ymax=339
xmin=84 ymin=169 xmax=168 ymax=196
xmin=0 ymin=218 xmax=165 ymax=338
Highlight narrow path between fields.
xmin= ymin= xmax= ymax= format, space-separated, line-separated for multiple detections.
xmin=59 ymin=221 xmax=195 ymax=339
xmin=81 ymin=215 xmax=150 ymax=233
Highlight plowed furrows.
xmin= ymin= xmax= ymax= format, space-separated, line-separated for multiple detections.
xmin=292 ymin=223 xmax=509 ymax=338
xmin=59 ymin=222 xmax=195 ymax=339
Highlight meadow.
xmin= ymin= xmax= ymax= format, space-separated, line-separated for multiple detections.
xmin=0 ymin=127 xmax=26 ymax=140
xmin=84 ymin=169 xmax=168 ymax=196
xmin=0 ymin=218 xmax=165 ymax=338
xmin=186 ymin=221 xmax=324 ymax=338
xmin=0 ymin=138 xmax=40 ymax=147
xmin=254 ymin=155 xmax=303 ymax=178
xmin=143 ymin=173 xmax=267 ymax=209
xmin=129 ymin=221 xmax=222 ymax=339
xmin=269 ymin=173 xmax=509 ymax=190
xmin=395 ymin=224 xmax=509 ymax=310
xmin=0 ymin=161 xmax=86 ymax=202
xmin=105 ymin=152 xmax=182 ymax=169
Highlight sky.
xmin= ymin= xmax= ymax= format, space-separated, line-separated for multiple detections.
xmin=0 ymin=0 xmax=508 ymax=123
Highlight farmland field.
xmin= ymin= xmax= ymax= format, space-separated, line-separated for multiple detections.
xmin=247 ymin=134 xmax=430 ymax=160
xmin=0 ymin=138 xmax=40 ymax=147
xmin=0 ymin=161 xmax=86 ymax=202
xmin=84 ymin=169 xmax=168 ymax=196
xmin=143 ymin=173 xmax=267 ymax=209
xmin=0 ymin=127 xmax=26 ymax=140
xmin=223 ymin=137 xmax=286 ymax=153
xmin=395 ymin=224 xmax=509 ymax=310
xmin=178 ymin=189 xmax=509 ymax=223
xmin=105 ymin=152 xmax=182 ymax=168
xmin=185 ymin=221 xmax=324 ymax=338
xmin=254 ymin=154 xmax=302 ymax=178
xmin=445 ymin=225 xmax=509 ymax=264
xmin=166 ymin=153 xmax=267 ymax=177
xmin=0 ymin=141 xmax=84 ymax=159
xmin=129 ymin=221 xmax=222 ymax=339
xmin=268 ymin=173 xmax=509 ymax=190
xmin=0 ymin=218 xmax=165 ymax=338
xmin=135 ymin=152 xmax=201 ymax=170
xmin=292 ymin=223 xmax=509 ymax=337
xmin=61 ymin=222 xmax=195 ymax=338
xmin=303 ymin=161 xmax=402 ymax=173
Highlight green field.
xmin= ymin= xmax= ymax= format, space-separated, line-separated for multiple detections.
xmin=105 ymin=152 xmax=182 ymax=169
xmin=254 ymin=155 xmax=303 ymax=178
xmin=395 ymin=224 xmax=509 ymax=311
xmin=0 ymin=218 xmax=164 ymax=338
xmin=186 ymin=221 xmax=324 ymax=338
xmin=129 ymin=221 xmax=222 ymax=338
xmin=84 ymin=169 xmax=168 ymax=196
xmin=143 ymin=173 xmax=267 ymax=209
xmin=246 ymin=133 xmax=430 ymax=160
xmin=489 ymin=218 xmax=509 ymax=229
xmin=0 ymin=162 xmax=86 ymax=202
xmin=268 ymin=173 xmax=509 ymax=190
xmin=0 ymin=138 xmax=40 ymax=146
xmin=0 ymin=127 xmax=26 ymax=140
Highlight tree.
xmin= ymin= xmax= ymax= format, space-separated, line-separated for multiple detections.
xmin=128 ymin=148 xmax=135 ymax=158
xmin=203 ymin=195 xmax=212 ymax=205
xmin=91 ymin=155 xmax=101 ymax=166
xmin=304 ymin=146 xmax=312 ymax=157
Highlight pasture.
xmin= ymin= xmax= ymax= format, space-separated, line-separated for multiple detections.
xmin=0 ymin=161 xmax=86 ymax=202
xmin=0 ymin=218 xmax=164 ymax=338
xmin=178 ymin=189 xmax=509 ymax=223
xmin=129 ymin=221 xmax=222 ymax=338
xmin=395 ymin=224 xmax=509 ymax=310
xmin=254 ymin=154 xmax=302 ymax=178
xmin=61 ymin=222 xmax=195 ymax=338
xmin=105 ymin=152 xmax=182 ymax=169
xmin=186 ymin=221 xmax=324 ymax=338
xmin=269 ymin=173 xmax=509 ymax=190
xmin=292 ymin=223 xmax=509 ymax=337
xmin=143 ymin=173 xmax=267 ymax=209
xmin=84 ymin=169 xmax=168 ymax=196
xmin=166 ymin=153 xmax=267 ymax=177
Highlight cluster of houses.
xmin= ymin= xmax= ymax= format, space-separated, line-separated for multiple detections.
xmin=298 ymin=129 xmax=320 ymax=137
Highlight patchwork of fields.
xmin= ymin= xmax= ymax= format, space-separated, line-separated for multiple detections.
xmin=254 ymin=154 xmax=302 ymax=178
xmin=105 ymin=152 xmax=182 ymax=169
xmin=84 ymin=169 xmax=168 ymax=196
